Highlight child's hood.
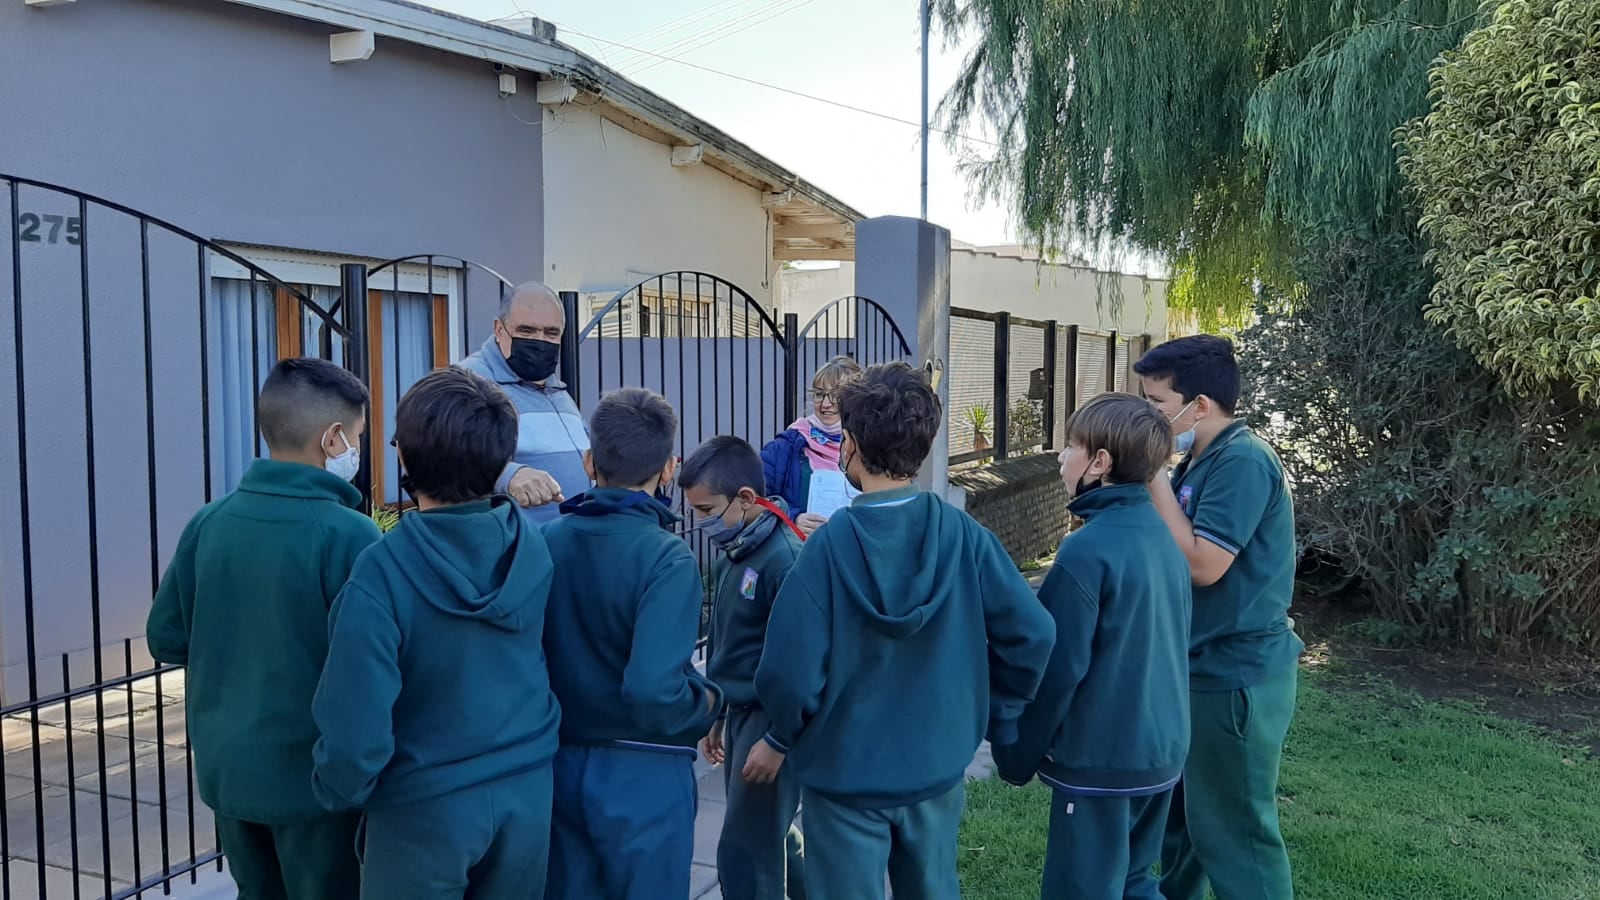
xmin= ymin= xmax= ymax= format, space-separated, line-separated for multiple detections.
xmin=814 ymin=490 xmax=975 ymax=639
xmin=556 ymin=486 xmax=680 ymax=530
xmin=383 ymin=498 xmax=551 ymax=631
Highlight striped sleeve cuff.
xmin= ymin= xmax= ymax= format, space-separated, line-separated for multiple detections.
xmin=1194 ymin=529 xmax=1241 ymax=555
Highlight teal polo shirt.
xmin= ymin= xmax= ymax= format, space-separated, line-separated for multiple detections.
xmin=1170 ymin=421 xmax=1304 ymax=691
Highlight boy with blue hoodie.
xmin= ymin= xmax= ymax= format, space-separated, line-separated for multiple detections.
xmin=680 ymin=435 xmax=809 ymax=900
xmin=753 ymin=361 xmax=1057 ymax=900
xmin=311 ymin=368 xmax=561 ymax=900
xmin=541 ymin=387 xmax=724 ymax=900
xmin=991 ymin=393 xmax=1193 ymax=900
xmin=147 ymin=358 xmax=378 ymax=900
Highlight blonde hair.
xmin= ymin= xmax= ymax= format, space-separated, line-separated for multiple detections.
xmin=811 ymin=356 xmax=863 ymax=393
xmin=1063 ymin=393 xmax=1174 ymax=484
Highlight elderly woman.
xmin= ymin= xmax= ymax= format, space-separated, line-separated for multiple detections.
xmin=760 ymin=356 xmax=863 ymax=535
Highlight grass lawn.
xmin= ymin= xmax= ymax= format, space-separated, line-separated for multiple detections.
xmin=957 ymin=665 xmax=1600 ymax=899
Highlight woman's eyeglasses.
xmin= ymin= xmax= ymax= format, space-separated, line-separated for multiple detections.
xmin=811 ymin=390 xmax=839 ymax=404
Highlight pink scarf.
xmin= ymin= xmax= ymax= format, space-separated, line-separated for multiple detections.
xmin=790 ymin=416 xmax=842 ymax=472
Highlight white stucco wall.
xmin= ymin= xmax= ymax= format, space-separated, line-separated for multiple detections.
xmin=777 ymin=251 xmax=1170 ymax=339
xmin=542 ymin=101 xmax=777 ymax=307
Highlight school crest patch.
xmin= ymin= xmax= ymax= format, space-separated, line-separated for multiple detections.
xmin=1178 ymin=485 xmax=1196 ymax=515
xmin=740 ymin=568 xmax=759 ymax=600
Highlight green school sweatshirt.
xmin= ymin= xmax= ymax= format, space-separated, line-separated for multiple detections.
xmin=707 ymin=500 xmax=803 ymax=710
xmin=992 ymin=483 xmax=1193 ymax=795
xmin=542 ymin=488 xmax=724 ymax=753
xmin=145 ymin=459 xmax=381 ymax=824
xmin=755 ymin=485 xmax=1056 ymax=809
xmin=311 ymin=498 xmax=561 ymax=810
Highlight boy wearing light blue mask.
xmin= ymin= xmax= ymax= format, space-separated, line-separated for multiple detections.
xmin=147 ymin=357 xmax=379 ymax=900
xmin=680 ymin=435 xmax=809 ymax=900
xmin=1135 ymin=335 xmax=1303 ymax=900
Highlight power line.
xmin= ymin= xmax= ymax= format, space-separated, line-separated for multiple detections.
xmin=553 ymin=24 xmax=1000 ymax=147
xmin=607 ymin=0 xmax=767 ymax=71
xmin=624 ymin=0 xmax=820 ymax=77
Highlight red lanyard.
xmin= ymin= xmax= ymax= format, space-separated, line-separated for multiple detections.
xmin=753 ymin=497 xmax=807 ymax=542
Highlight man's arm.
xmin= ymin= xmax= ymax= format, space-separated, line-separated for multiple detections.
xmin=991 ymin=556 xmax=1093 ymax=785
xmin=978 ymin=532 xmax=1056 ymax=746
xmin=311 ymin=584 xmax=402 ymax=810
xmin=145 ymin=512 xmax=210 ymax=665
xmin=622 ymin=552 xmax=723 ymax=739
xmin=755 ymin=571 xmax=831 ymax=754
xmin=494 ymin=461 xmax=526 ymax=495
xmin=1148 ymin=454 xmax=1275 ymax=587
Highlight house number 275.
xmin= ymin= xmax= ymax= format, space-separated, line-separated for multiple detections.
xmin=17 ymin=213 xmax=84 ymax=246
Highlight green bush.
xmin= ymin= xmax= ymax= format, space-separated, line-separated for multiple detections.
xmin=370 ymin=505 xmax=400 ymax=533
xmin=1007 ymin=398 xmax=1045 ymax=452
xmin=1239 ymin=232 xmax=1600 ymax=652
xmin=1399 ymin=0 xmax=1600 ymax=399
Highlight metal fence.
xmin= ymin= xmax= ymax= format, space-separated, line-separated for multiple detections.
xmin=2 ymin=174 xmax=918 ymax=898
xmin=558 ymin=279 xmax=911 ymax=656
xmin=947 ymin=305 xmax=1152 ymax=466
xmin=0 ymin=172 xmax=520 ymax=899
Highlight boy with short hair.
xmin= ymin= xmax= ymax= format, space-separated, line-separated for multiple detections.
xmin=991 ymin=392 xmax=1193 ymax=900
xmin=146 ymin=357 xmax=378 ymax=900
xmin=753 ymin=361 xmax=1056 ymax=900
xmin=541 ymin=387 xmax=724 ymax=900
xmin=680 ymin=435 xmax=809 ymax=900
xmin=1134 ymin=335 xmax=1303 ymax=900
xmin=311 ymin=368 xmax=562 ymax=899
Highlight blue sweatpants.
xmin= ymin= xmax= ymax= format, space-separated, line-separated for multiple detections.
xmin=719 ymin=706 xmax=806 ymax=900
xmin=1042 ymin=789 xmax=1172 ymax=899
xmin=358 ymin=764 xmax=552 ymax=900
xmin=799 ymin=781 xmax=965 ymax=900
xmin=546 ymin=744 xmax=698 ymax=900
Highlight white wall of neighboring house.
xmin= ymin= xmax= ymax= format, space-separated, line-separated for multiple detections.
xmin=541 ymin=99 xmax=778 ymax=313
xmin=778 ymin=248 xmax=1171 ymax=339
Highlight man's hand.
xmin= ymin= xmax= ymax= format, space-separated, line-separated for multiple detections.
xmin=795 ymin=513 xmax=828 ymax=536
xmin=743 ymin=740 xmax=786 ymax=784
xmin=508 ymin=467 xmax=563 ymax=508
xmin=700 ymin=720 xmax=725 ymax=766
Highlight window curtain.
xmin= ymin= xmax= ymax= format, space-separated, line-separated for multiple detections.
xmin=206 ymin=277 xmax=276 ymax=495
xmin=300 ymin=284 xmax=346 ymax=366
xmin=379 ymin=290 xmax=435 ymax=504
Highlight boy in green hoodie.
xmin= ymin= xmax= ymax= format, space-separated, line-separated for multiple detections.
xmin=753 ymin=361 xmax=1056 ymax=900
xmin=146 ymin=357 xmax=378 ymax=900
xmin=991 ymin=393 xmax=1193 ymax=900
xmin=311 ymin=368 xmax=562 ymax=900
xmin=542 ymin=387 xmax=724 ymax=900
xmin=680 ymin=435 xmax=809 ymax=900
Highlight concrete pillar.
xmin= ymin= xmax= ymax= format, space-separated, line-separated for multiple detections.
xmin=853 ymin=216 xmax=952 ymax=496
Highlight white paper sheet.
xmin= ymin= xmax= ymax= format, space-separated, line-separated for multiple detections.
xmin=807 ymin=468 xmax=859 ymax=520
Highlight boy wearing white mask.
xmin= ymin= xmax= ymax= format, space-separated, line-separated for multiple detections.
xmin=680 ymin=435 xmax=809 ymax=900
xmin=147 ymin=357 xmax=380 ymax=900
xmin=1135 ymin=335 xmax=1303 ymax=900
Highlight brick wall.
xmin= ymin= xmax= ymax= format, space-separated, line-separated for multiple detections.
xmin=950 ymin=453 xmax=1072 ymax=565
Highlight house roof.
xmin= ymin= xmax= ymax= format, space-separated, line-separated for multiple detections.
xmin=223 ymin=0 xmax=862 ymax=261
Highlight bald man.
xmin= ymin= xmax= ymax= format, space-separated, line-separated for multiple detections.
xmin=458 ymin=282 xmax=592 ymax=526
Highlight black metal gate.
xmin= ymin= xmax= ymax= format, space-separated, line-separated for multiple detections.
xmin=795 ymin=294 xmax=911 ymax=394
xmin=1 ymin=173 xmax=363 ymax=899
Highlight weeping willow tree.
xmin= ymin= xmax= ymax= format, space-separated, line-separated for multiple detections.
xmin=937 ymin=0 xmax=1600 ymax=652
xmin=934 ymin=0 xmax=1482 ymax=328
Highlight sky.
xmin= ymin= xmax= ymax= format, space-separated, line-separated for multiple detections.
xmin=427 ymin=0 xmax=1018 ymax=248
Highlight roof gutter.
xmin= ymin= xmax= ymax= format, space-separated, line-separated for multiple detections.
xmin=221 ymin=0 xmax=583 ymax=75
xmin=562 ymin=54 xmax=863 ymax=223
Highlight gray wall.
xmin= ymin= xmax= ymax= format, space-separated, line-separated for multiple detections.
xmin=0 ymin=0 xmax=545 ymax=702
